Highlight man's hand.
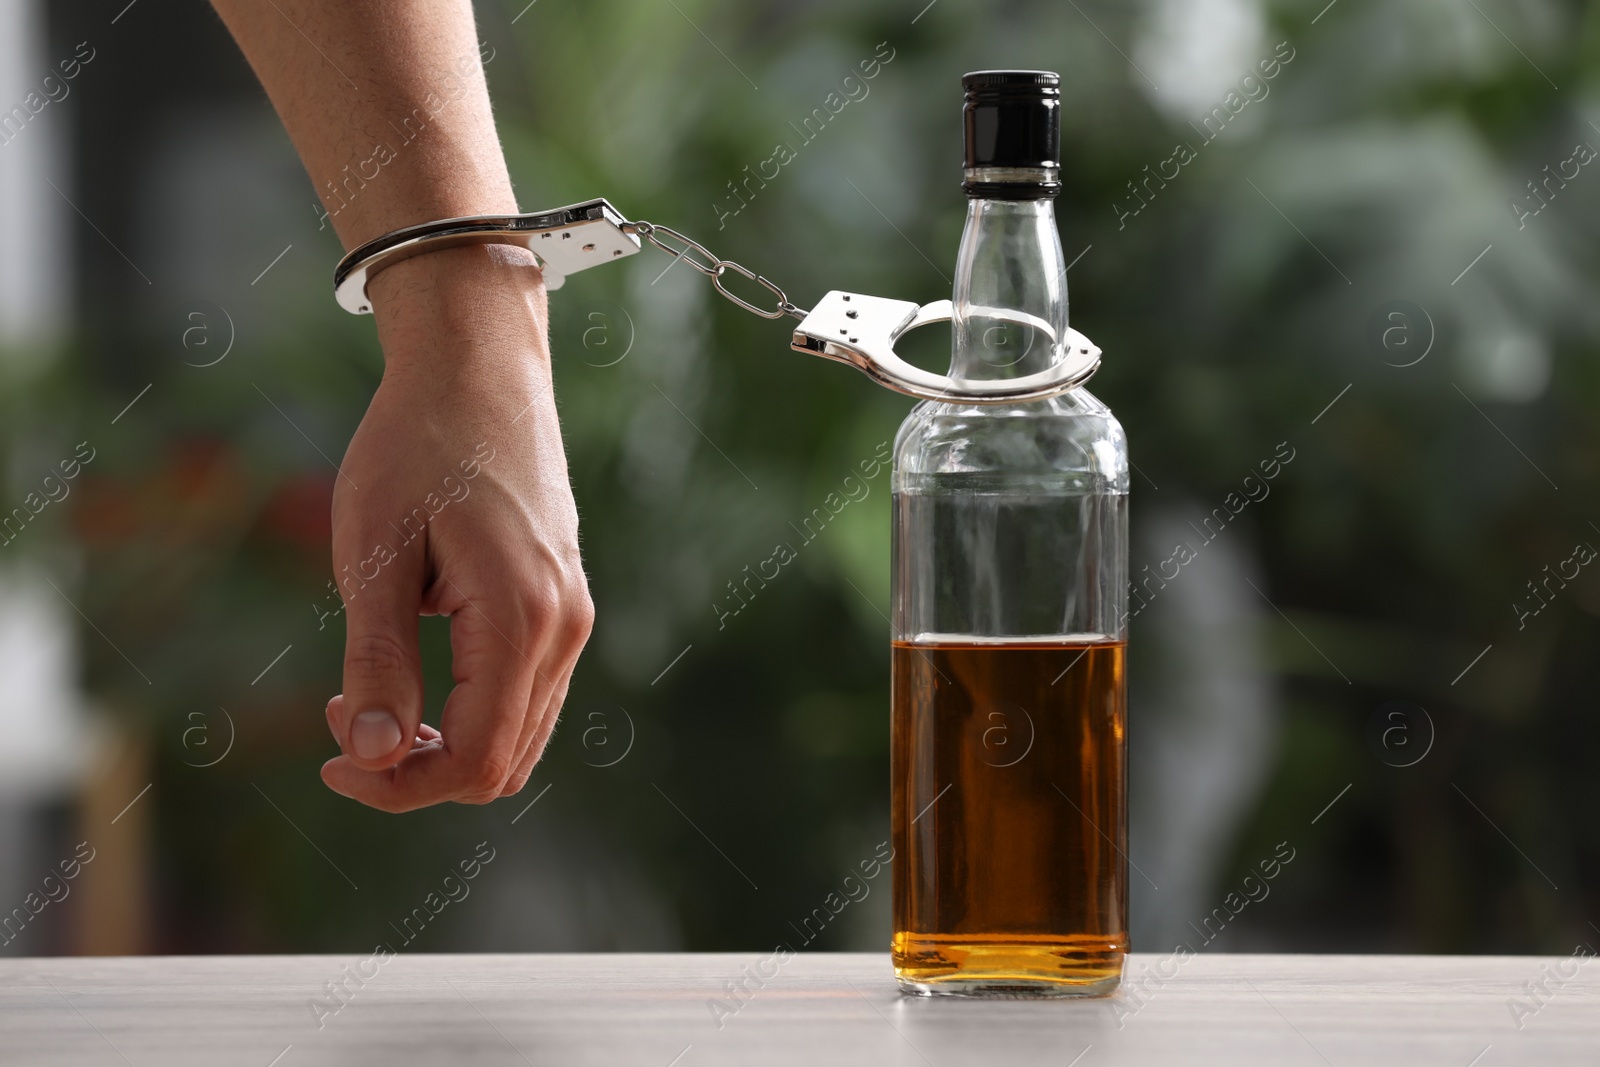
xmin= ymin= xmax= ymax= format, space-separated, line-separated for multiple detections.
xmin=319 ymin=245 xmax=593 ymax=812
xmin=205 ymin=0 xmax=590 ymax=808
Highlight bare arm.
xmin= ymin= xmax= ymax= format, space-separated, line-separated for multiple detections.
xmin=211 ymin=0 xmax=593 ymax=811
xmin=210 ymin=0 xmax=513 ymax=248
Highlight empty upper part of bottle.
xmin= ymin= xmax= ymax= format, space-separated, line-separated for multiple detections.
xmin=954 ymin=69 xmax=1067 ymax=383
xmin=951 ymin=198 xmax=1069 ymax=382
xmin=896 ymin=69 xmax=1126 ymax=497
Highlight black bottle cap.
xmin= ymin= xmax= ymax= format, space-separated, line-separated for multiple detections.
xmin=962 ymin=70 xmax=1061 ymax=200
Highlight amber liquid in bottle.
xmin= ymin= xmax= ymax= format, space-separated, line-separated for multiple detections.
xmin=891 ymin=636 xmax=1127 ymax=993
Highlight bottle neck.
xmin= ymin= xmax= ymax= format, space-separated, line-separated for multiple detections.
xmin=949 ymin=197 xmax=1069 ymax=381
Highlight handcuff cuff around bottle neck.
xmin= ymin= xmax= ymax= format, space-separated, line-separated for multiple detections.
xmin=332 ymin=197 xmax=1100 ymax=404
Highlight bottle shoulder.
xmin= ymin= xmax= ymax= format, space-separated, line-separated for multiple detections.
xmin=893 ymin=387 xmax=1129 ymax=491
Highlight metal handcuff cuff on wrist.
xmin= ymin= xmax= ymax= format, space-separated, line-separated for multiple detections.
xmin=332 ymin=197 xmax=1100 ymax=404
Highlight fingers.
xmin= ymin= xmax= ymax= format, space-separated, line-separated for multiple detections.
xmin=492 ymin=592 xmax=588 ymax=798
xmin=321 ymin=577 xmax=555 ymax=812
xmin=325 ymin=696 xmax=440 ymax=749
xmin=323 ymin=674 xmax=535 ymax=813
xmin=328 ymin=554 xmax=427 ymax=772
xmin=496 ymin=581 xmax=591 ymax=796
xmin=498 ymin=660 xmax=575 ymax=797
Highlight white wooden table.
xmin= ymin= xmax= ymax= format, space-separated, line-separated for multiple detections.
xmin=1 ymin=952 xmax=1592 ymax=1065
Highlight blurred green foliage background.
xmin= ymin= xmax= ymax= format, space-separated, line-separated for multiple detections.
xmin=3 ymin=0 xmax=1598 ymax=957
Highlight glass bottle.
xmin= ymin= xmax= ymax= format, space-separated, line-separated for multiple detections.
xmin=890 ymin=70 xmax=1129 ymax=996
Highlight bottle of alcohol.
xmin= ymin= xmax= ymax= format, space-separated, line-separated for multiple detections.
xmin=890 ymin=70 xmax=1129 ymax=996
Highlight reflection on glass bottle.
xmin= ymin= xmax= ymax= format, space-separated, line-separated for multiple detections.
xmin=891 ymin=70 xmax=1129 ymax=996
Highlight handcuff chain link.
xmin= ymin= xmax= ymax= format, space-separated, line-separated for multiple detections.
xmin=626 ymin=220 xmax=807 ymax=321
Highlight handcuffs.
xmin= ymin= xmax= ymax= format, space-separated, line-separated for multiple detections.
xmin=333 ymin=198 xmax=1100 ymax=404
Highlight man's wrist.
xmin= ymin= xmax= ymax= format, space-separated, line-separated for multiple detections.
xmin=368 ymin=243 xmax=550 ymax=371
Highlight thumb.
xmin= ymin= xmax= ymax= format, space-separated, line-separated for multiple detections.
xmin=333 ymin=553 xmax=425 ymax=770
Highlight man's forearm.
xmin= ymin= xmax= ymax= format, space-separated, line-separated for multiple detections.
xmin=208 ymin=0 xmax=516 ymax=251
xmin=210 ymin=0 xmax=545 ymax=371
